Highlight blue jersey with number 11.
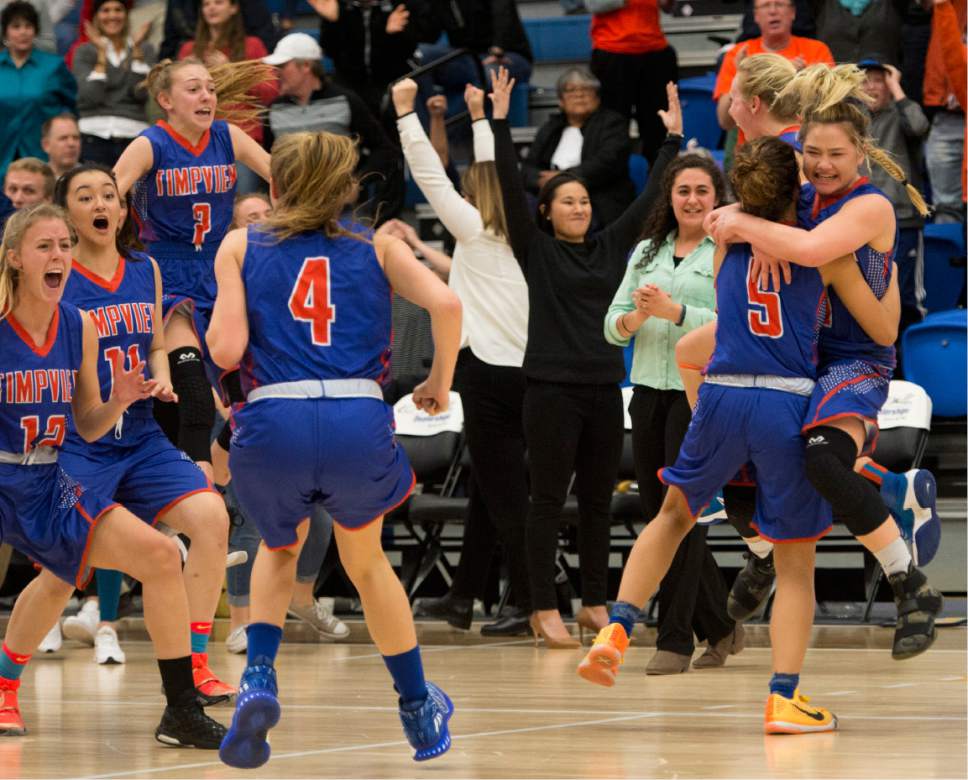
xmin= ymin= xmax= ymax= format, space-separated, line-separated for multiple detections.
xmin=707 ymin=243 xmax=827 ymax=379
xmin=239 ymin=224 xmax=393 ymax=396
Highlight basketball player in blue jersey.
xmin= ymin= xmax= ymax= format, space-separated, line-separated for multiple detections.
xmin=113 ymin=59 xmax=271 ymax=484
xmin=206 ymin=131 xmax=462 ymax=768
xmin=578 ymin=137 xmax=905 ymax=733
xmin=707 ymin=64 xmax=943 ymax=660
xmin=0 ymin=204 xmax=226 ymax=747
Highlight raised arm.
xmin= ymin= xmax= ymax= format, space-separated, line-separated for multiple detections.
xmin=113 ymin=135 xmax=154 ymax=198
xmin=820 ymin=256 xmax=900 ymax=346
xmin=490 ymin=67 xmax=539 ymax=272
xmin=145 ymin=259 xmax=177 ymax=402
xmin=206 ymin=228 xmax=250 ymax=368
xmin=229 ymin=123 xmax=271 ymax=183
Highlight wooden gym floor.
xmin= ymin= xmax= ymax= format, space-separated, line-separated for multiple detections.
xmin=3 ymin=624 xmax=966 ymax=780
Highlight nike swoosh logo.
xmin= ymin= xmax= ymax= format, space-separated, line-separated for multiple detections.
xmin=793 ymin=703 xmax=826 ymax=722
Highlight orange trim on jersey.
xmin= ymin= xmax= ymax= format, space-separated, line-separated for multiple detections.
xmin=152 ymin=487 xmax=219 ymax=526
xmin=71 ymin=256 xmax=126 ymax=293
xmin=73 ymin=500 xmax=122 ymax=589
xmin=339 ymin=470 xmax=418 ymax=532
xmin=750 ymin=521 xmax=833 ymax=544
xmin=811 ymin=176 xmax=871 ymax=219
xmin=656 ymin=468 xmax=702 ymax=521
xmin=6 ymin=308 xmax=60 ymax=358
xmin=157 ymin=120 xmax=212 ymax=157
xmin=779 ymin=124 xmax=801 ymax=138
xmin=677 ymin=362 xmax=704 ymax=371
xmin=805 ymin=373 xmax=882 ymax=424
xmin=264 ymin=525 xmax=307 ymax=552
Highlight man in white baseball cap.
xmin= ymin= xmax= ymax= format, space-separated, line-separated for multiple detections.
xmin=262 ymin=32 xmax=323 ymax=66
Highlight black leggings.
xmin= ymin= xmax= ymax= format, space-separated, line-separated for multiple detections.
xmin=523 ymin=380 xmax=623 ymax=611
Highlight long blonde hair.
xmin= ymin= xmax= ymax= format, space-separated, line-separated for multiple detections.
xmin=736 ymin=54 xmax=799 ymax=124
xmin=0 ymin=204 xmax=74 ymax=321
xmin=144 ymin=57 xmax=272 ymax=126
xmin=461 ymin=162 xmax=508 ymax=240
xmin=261 ymin=132 xmax=361 ymax=242
xmin=779 ymin=63 xmax=931 ymax=217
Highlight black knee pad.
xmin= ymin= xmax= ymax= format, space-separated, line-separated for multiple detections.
xmin=169 ymin=347 xmax=214 ymax=463
xmin=723 ymin=483 xmax=758 ymax=538
xmin=216 ymin=419 xmax=233 ymax=452
xmin=804 ymin=426 xmax=886 ymax=536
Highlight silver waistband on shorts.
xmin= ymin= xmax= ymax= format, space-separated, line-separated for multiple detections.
xmin=0 ymin=445 xmax=59 ymax=465
xmin=704 ymin=374 xmax=816 ymax=397
xmin=246 ymin=378 xmax=383 ymax=403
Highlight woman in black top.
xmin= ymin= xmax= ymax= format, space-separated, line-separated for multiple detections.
xmin=490 ymin=69 xmax=683 ymax=647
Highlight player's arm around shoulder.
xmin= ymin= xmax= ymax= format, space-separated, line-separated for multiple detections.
xmin=208 ymin=227 xmax=250 ymax=369
xmin=113 ymin=136 xmax=154 ymax=198
xmin=820 ymin=255 xmax=899 ymax=346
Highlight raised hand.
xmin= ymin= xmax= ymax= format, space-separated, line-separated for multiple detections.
xmin=488 ymin=66 xmax=516 ymax=121
xmin=132 ymin=19 xmax=153 ymax=48
xmin=111 ymin=360 xmax=150 ymax=406
xmin=145 ymin=378 xmax=178 ymax=404
xmin=391 ymin=77 xmax=419 ymax=117
xmin=306 ymin=0 xmax=340 ymax=21
xmin=84 ymin=19 xmax=107 ymax=52
xmin=657 ymin=81 xmax=683 ymax=136
xmin=385 ymin=4 xmax=410 ymax=34
xmin=464 ymin=83 xmax=486 ymax=120
xmin=426 ymin=94 xmax=447 ymax=117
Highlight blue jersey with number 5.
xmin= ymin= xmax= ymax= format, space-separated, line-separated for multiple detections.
xmin=133 ymin=120 xmax=236 ymax=248
xmin=707 ymin=242 xmax=827 ymax=379
xmin=62 ymin=253 xmax=157 ymax=446
xmin=239 ymin=223 xmax=393 ymax=395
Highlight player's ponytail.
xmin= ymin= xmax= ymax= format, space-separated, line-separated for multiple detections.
xmin=736 ymin=54 xmax=799 ymax=124
xmin=260 ymin=131 xmax=363 ymax=243
xmin=730 ymin=136 xmax=800 ymax=222
xmin=785 ymin=63 xmax=931 ymax=218
xmin=0 ymin=204 xmax=74 ymax=321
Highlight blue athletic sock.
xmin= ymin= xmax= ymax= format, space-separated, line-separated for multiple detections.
xmin=96 ymin=569 xmax=123 ymax=623
xmin=246 ymin=623 xmax=283 ymax=668
xmin=191 ymin=622 xmax=212 ymax=655
xmin=383 ymin=646 xmax=428 ymax=708
xmin=769 ymin=672 xmax=800 ymax=699
xmin=608 ymin=601 xmax=640 ymax=639
xmin=0 ymin=643 xmax=29 ymax=681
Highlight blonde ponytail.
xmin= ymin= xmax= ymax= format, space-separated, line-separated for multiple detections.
xmin=864 ymin=144 xmax=932 ymax=218
xmin=737 ymin=54 xmax=799 ymax=123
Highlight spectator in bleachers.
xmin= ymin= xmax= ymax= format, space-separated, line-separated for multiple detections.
xmin=159 ymin=0 xmax=276 ymax=59
xmin=491 ymin=70 xmax=683 ymax=648
xmin=178 ymin=0 xmax=279 ymax=192
xmin=307 ymin=0 xmax=438 ymax=117
xmin=418 ymin=0 xmax=533 ymax=96
xmin=860 ymin=59 xmax=930 ymax=336
xmin=0 ymin=0 xmax=56 ymax=52
xmin=736 ymin=0 xmax=817 ymax=38
xmin=714 ymin=0 xmax=832 ymax=136
xmin=604 ymin=153 xmax=742 ymax=675
xmin=588 ymin=0 xmax=678 ymax=164
xmin=392 ymin=78 xmax=533 ymax=637
xmin=40 ymin=114 xmax=82 ymax=179
xmin=3 ymin=157 xmax=54 ymax=210
xmin=923 ymin=0 xmax=966 ymax=223
xmin=810 ymin=0 xmax=901 ymax=66
xmin=263 ymin=32 xmax=402 ymax=220
xmin=521 ymin=67 xmax=634 ymax=229
xmin=72 ymin=0 xmax=155 ymax=168
xmin=0 ymin=2 xmax=77 ymax=179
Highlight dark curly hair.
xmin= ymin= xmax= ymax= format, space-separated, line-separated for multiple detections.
xmin=634 ymin=154 xmax=727 ymax=269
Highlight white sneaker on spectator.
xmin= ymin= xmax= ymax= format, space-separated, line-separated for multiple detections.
xmin=37 ymin=622 xmax=62 ymax=654
xmin=62 ymin=599 xmax=99 ymax=646
xmin=225 ymin=625 xmax=248 ymax=655
xmin=94 ymin=626 xmax=125 ymax=665
xmin=287 ymin=598 xmax=350 ymax=641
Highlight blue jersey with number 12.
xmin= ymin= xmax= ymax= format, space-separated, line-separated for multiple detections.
xmin=707 ymin=242 xmax=827 ymax=379
xmin=239 ymin=224 xmax=392 ymax=396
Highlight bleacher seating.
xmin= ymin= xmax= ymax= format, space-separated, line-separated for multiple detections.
xmin=901 ymin=309 xmax=968 ymax=418
xmin=678 ymin=72 xmax=721 ymax=151
xmin=922 ymin=223 xmax=966 ymax=313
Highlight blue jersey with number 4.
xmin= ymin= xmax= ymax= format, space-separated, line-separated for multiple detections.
xmin=239 ymin=224 xmax=393 ymax=395
xmin=707 ymin=242 xmax=827 ymax=379
xmin=133 ymin=120 xmax=236 ymax=249
xmin=62 ymin=253 xmax=157 ymax=445
xmin=0 ymin=303 xmax=83 ymax=455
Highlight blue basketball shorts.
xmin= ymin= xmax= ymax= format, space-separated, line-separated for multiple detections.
xmin=0 ymin=463 xmax=119 ymax=588
xmin=803 ymin=358 xmax=891 ymax=456
xmin=660 ymin=383 xmax=833 ymax=542
xmin=60 ymin=419 xmax=214 ymax=525
xmin=229 ymin=397 xmax=415 ymax=548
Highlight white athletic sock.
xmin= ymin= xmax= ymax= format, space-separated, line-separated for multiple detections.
xmin=874 ymin=537 xmax=912 ymax=576
xmin=746 ymin=537 xmax=774 ymax=559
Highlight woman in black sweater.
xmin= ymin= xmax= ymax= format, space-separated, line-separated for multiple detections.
xmin=490 ymin=69 xmax=683 ymax=647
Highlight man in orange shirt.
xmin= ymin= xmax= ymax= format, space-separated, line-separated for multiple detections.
xmin=714 ymin=0 xmax=833 ymax=134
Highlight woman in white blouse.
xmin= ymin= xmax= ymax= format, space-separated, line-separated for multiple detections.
xmin=391 ymin=78 xmax=533 ymax=637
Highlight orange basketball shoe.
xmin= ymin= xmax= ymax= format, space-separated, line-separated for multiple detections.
xmin=193 ymin=653 xmax=237 ymax=706
xmin=0 ymin=679 xmax=25 ymax=736
xmin=764 ymin=689 xmax=838 ymax=734
xmin=577 ymin=624 xmax=630 ymax=687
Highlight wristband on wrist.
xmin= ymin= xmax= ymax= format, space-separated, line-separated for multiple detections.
xmin=675 ymin=304 xmax=687 ymax=327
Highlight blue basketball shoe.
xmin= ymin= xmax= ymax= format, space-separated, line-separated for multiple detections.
xmin=219 ymin=664 xmax=280 ymax=769
xmin=398 ymin=681 xmax=454 ymax=762
xmin=887 ymin=470 xmax=941 ymax=567
xmin=696 ymin=492 xmax=727 ymax=526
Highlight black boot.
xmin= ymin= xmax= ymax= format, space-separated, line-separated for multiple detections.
xmin=728 ymin=550 xmax=775 ymax=621
xmin=413 ymin=594 xmax=473 ymax=631
xmin=888 ymin=563 xmax=943 ymax=660
xmin=156 ymin=691 xmax=227 ymax=749
xmin=480 ymin=606 xmax=533 ymax=637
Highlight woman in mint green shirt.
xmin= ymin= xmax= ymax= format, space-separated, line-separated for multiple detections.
xmin=604 ymin=154 xmax=742 ymax=675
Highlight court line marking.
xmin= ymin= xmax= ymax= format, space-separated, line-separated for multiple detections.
xmin=823 ymin=690 xmax=858 ymax=696
xmin=881 ymin=682 xmax=918 ymax=689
